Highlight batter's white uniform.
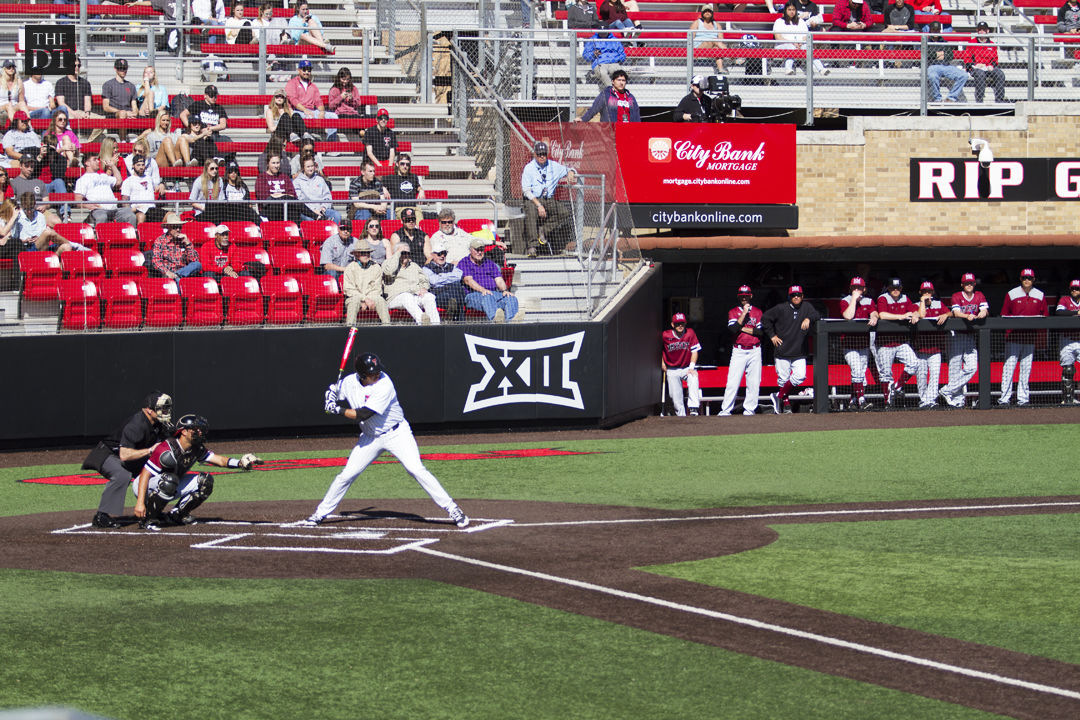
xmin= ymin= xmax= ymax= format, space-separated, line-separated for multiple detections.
xmin=310 ymin=372 xmax=456 ymax=521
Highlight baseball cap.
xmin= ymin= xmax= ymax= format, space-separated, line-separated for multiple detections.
xmin=976 ymin=21 xmax=990 ymax=30
xmin=376 ymin=108 xmax=389 ymax=118
xmin=533 ymin=141 xmax=549 ymax=156
xmin=671 ymin=312 xmax=687 ymax=324
xmin=691 ymin=75 xmax=705 ymax=87
xmin=887 ymin=277 xmax=903 ymax=289
xmin=431 ymin=239 xmax=448 ymax=254
xmin=1020 ymin=268 xmax=1035 ymax=278
xmin=1071 ymin=279 xmax=1080 ymax=289
xmin=961 ymin=272 xmax=977 ymax=284
xmin=737 ymin=284 xmax=752 ymax=296
xmin=214 ymin=225 xmax=230 ymax=235
xmin=1 ymin=59 xmax=13 ymax=69
xmin=920 ymin=281 xmax=935 ymax=292
xmin=19 ymin=149 xmax=36 ymax=165
xmin=401 ymin=207 xmax=417 ymax=222
xmin=469 ymin=237 xmax=487 ymax=250
xmin=12 ymin=110 xmax=28 ymax=121
xmin=337 ymin=218 xmax=351 ymax=231
xmin=205 ymin=84 xmax=218 ymax=97
xmin=850 ymin=276 xmax=865 ymax=288
xmin=114 ymin=58 xmax=128 ymax=70
xmin=297 ymin=59 xmax=313 ymax=69
xmin=788 ymin=285 xmax=804 ymax=296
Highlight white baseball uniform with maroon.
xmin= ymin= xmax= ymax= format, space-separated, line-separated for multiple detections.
xmin=999 ymin=286 xmax=1048 ymax=405
xmin=839 ymin=293 xmax=875 ymax=392
xmin=719 ymin=304 xmax=763 ymax=416
xmin=875 ymin=292 xmax=921 ymax=386
xmin=1057 ymin=294 xmax=1080 ymax=366
xmin=915 ymin=299 xmax=950 ymax=407
xmin=662 ymin=327 xmax=701 ymax=416
xmin=940 ymin=289 xmax=989 ymax=405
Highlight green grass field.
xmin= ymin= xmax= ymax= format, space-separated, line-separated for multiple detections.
xmin=2 ymin=424 xmax=1078 ymax=719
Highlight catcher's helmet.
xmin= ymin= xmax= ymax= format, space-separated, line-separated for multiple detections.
xmin=354 ymin=352 xmax=383 ymax=378
xmin=175 ymin=414 xmax=209 ymax=443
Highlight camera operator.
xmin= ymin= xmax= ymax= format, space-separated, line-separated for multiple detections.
xmin=673 ymin=76 xmax=715 ymax=122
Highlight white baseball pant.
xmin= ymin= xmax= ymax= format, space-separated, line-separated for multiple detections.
xmin=1060 ymin=340 xmax=1080 ymax=367
xmin=388 ymin=292 xmax=441 ymax=324
xmin=999 ymin=341 xmax=1034 ymax=405
xmin=665 ymin=367 xmax=700 ymax=416
xmin=941 ymin=335 xmax=977 ymax=401
xmin=875 ymin=344 xmax=920 ymax=385
xmin=774 ymin=357 xmax=806 ymax=388
xmin=720 ymin=346 xmax=761 ymax=415
xmin=844 ymin=348 xmax=871 ymax=387
xmin=916 ymin=351 xmax=942 ymax=405
xmin=312 ymin=421 xmax=454 ymax=520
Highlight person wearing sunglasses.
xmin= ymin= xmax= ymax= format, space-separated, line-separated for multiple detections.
xmin=520 ymin=140 xmax=577 ymax=258
xmin=385 ymin=152 xmax=424 ymax=221
xmin=422 ymin=238 xmax=467 ymax=321
xmin=424 ymin=207 xmax=474 ymax=264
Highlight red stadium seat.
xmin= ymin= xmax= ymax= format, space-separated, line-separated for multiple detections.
xmin=382 ymin=219 xmax=402 ymax=237
xmin=58 ymin=278 xmax=101 ymax=330
xmin=419 ymin=219 xmax=438 ymax=236
xmin=179 ymin=276 xmax=224 ymax=327
xmin=502 ymin=265 xmax=515 ymax=289
xmin=270 ymin=246 xmax=314 ymax=276
xmin=18 ymin=252 xmax=62 ymax=302
xmin=299 ymin=274 xmax=343 ymax=324
xmin=456 ymin=219 xmax=491 ymax=234
xmin=306 ymin=240 xmax=324 ymax=265
xmin=261 ymin=220 xmax=303 ymax=247
xmin=222 ymin=220 xmax=262 ymax=246
xmin=300 ymin=219 xmax=337 ymax=246
xmin=99 ymin=277 xmax=142 ymax=329
xmin=54 ymin=222 xmax=96 ymax=251
xmin=137 ymin=222 xmax=163 ymax=250
xmin=182 ymin=221 xmax=217 ymax=245
xmin=95 ymin=222 xmax=139 ymax=249
xmin=102 ymin=247 xmax=148 ymax=278
xmin=230 ymin=246 xmax=271 ymax=276
xmin=221 ymin=275 xmax=264 ymax=326
xmin=139 ymin=277 xmax=182 ymax=328
xmin=61 ymin=250 xmax=105 ymax=279
xmin=261 ymin=274 xmax=304 ymax=325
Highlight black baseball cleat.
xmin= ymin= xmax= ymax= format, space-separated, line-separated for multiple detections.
xmin=91 ymin=512 xmax=118 ymax=529
xmin=139 ymin=519 xmax=162 ymax=532
xmin=164 ymin=510 xmax=198 ymax=526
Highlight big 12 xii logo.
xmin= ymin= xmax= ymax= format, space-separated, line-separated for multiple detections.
xmin=463 ymin=333 xmax=585 ymax=413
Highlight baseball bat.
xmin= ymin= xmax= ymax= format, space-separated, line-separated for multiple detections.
xmin=334 ymin=326 xmax=358 ymax=387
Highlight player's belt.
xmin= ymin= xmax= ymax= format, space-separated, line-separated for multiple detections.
xmin=374 ymin=422 xmax=401 ymax=437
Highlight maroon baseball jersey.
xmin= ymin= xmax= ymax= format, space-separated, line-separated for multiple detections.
xmin=916 ymin=299 xmax=950 ymax=354
xmin=1001 ymin=286 xmax=1047 ymax=343
xmin=143 ymin=438 xmax=213 ymax=483
xmin=950 ymin=290 xmax=989 ymax=317
xmin=727 ymin=305 xmax=762 ymax=349
xmin=1057 ymin=294 xmax=1080 ymax=342
xmin=839 ymin=293 xmax=875 ymax=349
xmin=662 ymin=327 xmax=702 ymax=368
xmin=876 ymin=292 xmax=917 ymax=348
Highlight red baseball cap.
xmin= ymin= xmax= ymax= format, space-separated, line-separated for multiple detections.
xmin=737 ymin=285 xmax=752 ymax=296
xmin=376 ymin=108 xmax=390 ymax=118
xmin=12 ymin=110 xmax=28 ymax=121
xmin=961 ymin=272 xmax=977 ymax=284
xmin=788 ymin=285 xmax=803 ymax=296
xmin=671 ymin=312 xmax=687 ymax=324
xmin=1071 ymin=279 xmax=1080 ymax=289
xmin=1020 ymin=268 xmax=1035 ymax=278
xmin=849 ymin=276 xmax=865 ymax=288
xmin=920 ymin=281 xmax=934 ymax=292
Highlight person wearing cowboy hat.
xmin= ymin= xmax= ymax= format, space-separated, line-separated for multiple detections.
xmin=342 ymin=237 xmax=389 ymax=326
xmin=150 ymin=212 xmax=202 ymax=280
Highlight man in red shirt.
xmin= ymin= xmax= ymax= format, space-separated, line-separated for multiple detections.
xmin=999 ymin=268 xmax=1048 ymax=406
xmin=914 ymin=281 xmax=951 ymax=409
xmin=839 ymin=276 xmax=878 ymax=410
xmin=1056 ymin=278 xmax=1080 ymax=405
xmin=939 ymin=272 xmax=989 ymax=408
xmin=661 ymin=312 xmax=701 ymax=416
xmin=718 ymin=286 xmax=763 ymax=416
xmin=875 ymin=278 xmax=921 ymax=407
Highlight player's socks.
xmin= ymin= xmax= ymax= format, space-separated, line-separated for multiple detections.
xmin=777 ymin=381 xmax=795 ymax=403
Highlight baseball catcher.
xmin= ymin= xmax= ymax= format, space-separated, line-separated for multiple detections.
xmin=132 ymin=414 xmax=264 ymax=531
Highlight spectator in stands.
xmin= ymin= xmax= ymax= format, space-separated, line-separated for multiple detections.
xmin=422 ymin=239 xmax=466 ymax=321
xmin=349 ymin=159 xmax=390 ymax=223
xmin=913 ymin=0 xmax=948 ymax=32
xmin=124 ymin=139 xmax=164 ymax=192
xmin=793 ymin=0 xmax=825 ymax=28
xmin=689 ymin=5 xmax=727 ymax=76
xmin=21 ymin=73 xmax=57 ymax=120
xmin=385 ymin=153 xmax=424 ymax=220
xmin=101 ymin=59 xmax=138 ymax=119
xmin=38 ymin=134 xmax=72 ymax=218
xmin=0 ymin=171 xmax=11 ymax=200
xmin=1059 ymin=0 xmax=1080 ymax=34
xmin=120 ymin=154 xmax=166 ymax=225
xmin=773 ymin=2 xmax=828 ymax=76
xmin=289 ymin=136 xmax=324 ymax=177
xmin=387 ymin=205 xmax=422 ymax=249
xmin=424 ymin=208 xmax=475 ymax=264
xmin=762 ymin=285 xmax=820 ymax=414
xmin=193 ymin=0 xmax=227 ymax=44
xmin=286 ymin=59 xmax=339 ymax=142
xmin=12 ymin=149 xmax=63 ymax=207
xmin=138 ymin=109 xmax=181 ymax=168
xmin=2 ymin=111 xmax=41 ymax=168
xmin=225 ymin=1 xmax=254 ymax=44
xmin=254 ymin=1 xmax=289 ymax=43
xmin=74 ymin=153 xmax=133 ymax=226
xmin=255 ymin=152 xmax=301 ymax=222
xmin=329 ymin=67 xmax=365 ymax=141
xmin=222 ymin=160 xmax=260 ymax=223
xmin=914 ymin=280 xmax=951 ymax=409
xmin=0 ymin=60 xmax=26 ymax=119
xmin=830 ymin=0 xmax=872 ymax=31
xmin=177 ymin=116 xmax=218 ymax=167
xmin=460 ymin=238 xmax=518 ymax=322
xmin=151 ymin=212 xmax=202 ymax=279
xmin=939 ymin=272 xmax=988 ymax=408
xmin=3 ymin=191 xmax=70 ymax=254
xmin=961 ymin=22 xmax=1006 ymax=103
xmin=136 ymin=67 xmax=169 ymax=119
xmin=673 ymin=76 xmax=715 ymax=122
xmin=358 ymin=216 xmax=390 ymax=264
xmin=48 ymin=112 xmax=81 ymax=167
xmin=182 ymin=85 xmax=231 ymax=143
xmin=295 ymin=155 xmax=340 ymax=224
xmin=264 ymin=88 xmax=308 ymax=143
xmin=200 ymin=225 xmax=242 ymax=281
xmin=999 ymin=268 xmax=1048 ymax=406
xmin=927 ymin=23 xmax=966 ymax=102
xmin=54 ymin=58 xmax=96 ymax=121
xmin=288 ymin=1 xmax=334 ymax=54
xmin=882 ymin=0 xmax=916 ymax=32
xmin=189 ymin=158 xmax=227 ymax=223
xmin=839 ymin=276 xmax=878 ymax=410
xmin=577 ymin=69 xmax=640 ymax=122
xmin=320 ymin=219 xmax=353 ymax=278
xmin=343 ymin=237 xmax=389 ymax=326
xmin=875 ymin=277 xmax=922 ymax=407
xmin=364 ymin=108 xmax=397 ymax=168
xmin=258 ymin=131 xmax=293 ymax=174
xmin=599 ymin=0 xmax=641 ymax=32
xmin=583 ymin=31 xmax=627 ymax=89
xmin=383 ymin=242 xmax=440 ymax=325
xmin=521 ymin=140 xmax=575 ymax=257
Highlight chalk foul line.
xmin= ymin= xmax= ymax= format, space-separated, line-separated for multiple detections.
xmin=412 ymin=545 xmax=1080 ymax=703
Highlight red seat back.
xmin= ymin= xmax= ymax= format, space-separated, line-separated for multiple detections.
xmin=223 ymin=220 xmax=263 ymax=246
xmin=231 ymin=246 xmax=271 ymax=275
xmin=18 ymin=252 xmax=63 ymax=302
xmin=99 ymin=277 xmax=143 ymax=329
xmin=182 ymin=221 xmax=217 ymax=246
xmin=58 ymin=278 xmax=102 ymax=330
xmin=299 ymin=274 xmax=343 ymax=323
xmin=261 ymin=274 xmax=304 ymax=325
xmin=300 ymin=219 xmax=338 ymax=246
xmin=261 ymin=220 xmax=303 ymax=247
xmin=139 ymin=277 xmax=182 ymax=328
xmin=61 ymin=250 xmax=105 ymax=279
xmin=102 ymin=247 xmax=148 ymax=278
xmin=221 ymin=275 xmax=264 ymax=326
xmin=54 ymin=222 xmax=96 ymax=251
xmin=137 ymin=222 xmax=163 ymax=250
xmin=96 ymin=222 xmax=139 ymax=249
xmin=270 ymin=246 xmax=314 ymax=275
xmin=179 ymin=276 xmax=224 ymax=327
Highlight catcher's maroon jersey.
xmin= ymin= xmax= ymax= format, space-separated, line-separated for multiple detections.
xmin=662 ymin=327 xmax=701 ymax=368
xmin=143 ymin=438 xmax=213 ymax=481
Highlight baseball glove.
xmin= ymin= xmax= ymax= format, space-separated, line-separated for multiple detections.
xmin=239 ymin=453 xmax=264 ymax=471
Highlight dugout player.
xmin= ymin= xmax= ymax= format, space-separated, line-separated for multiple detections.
xmin=875 ymin=278 xmax=922 ymax=408
xmin=939 ymin=272 xmax=989 ymax=408
xmin=914 ymin=281 xmax=951 ymax=409
xmin=83 ymin=391 xmax=174 ymax=528
xmin=839 ymin=276 xmax=878 ymax=411
xmin=302 ymin=353 xmax=470 ymax=528
xmin=762 ymin=285 xmax=821 ymax=414
xmin=1055 ymin=279 xmax=1080 ymax=405
xmin=999 ymin=268 xmax=1048 ymax=407
xmin=718 ymin=286 xmax=763 ymax=416
xmin=133 ymin=414 xmax=263 ymax=531
xmin=661 ymin=312 xmax=702 ymax=416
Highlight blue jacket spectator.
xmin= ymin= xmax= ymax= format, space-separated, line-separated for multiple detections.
xmin=583 ymin=33 xmax=626 ymax=88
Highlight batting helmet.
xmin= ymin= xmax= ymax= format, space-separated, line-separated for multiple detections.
xmin=175 ymin=414 xmax=209 ymax=444
xmin=354 ymin=352 xmax=383 ymax=378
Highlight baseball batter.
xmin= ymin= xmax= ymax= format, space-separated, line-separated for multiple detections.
xmin=875 ymin=278 xmax=922 ymax=407
xmin=302 ymin=352 xmax=469 ymax=528
xmin=839 ymin=276 xmax=879 ymax=411
xmin=999 ymin=268 xmax=1048 ymax=406
xmin=132 ymin=414 xmax=262 ymax=531
xmin=661 ymin=312 xmax=702 ymax=416
xmin=914 ymin=281 xmax=951 ymax=409
xmin=939 ymin=272 xmax=989 ymax=408
xmin=718 ymin=286 xmax=762 ymax=416
xmin=762 ymin=285 xmax=821 ymax=414
xmin=1055 ymin=278 xmax=1080 ymax=405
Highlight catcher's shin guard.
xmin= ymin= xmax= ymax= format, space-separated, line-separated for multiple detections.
xmin=173 ymin=473 xmax=214 ymax=518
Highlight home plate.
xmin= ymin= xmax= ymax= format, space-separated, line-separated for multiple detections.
xmin=329 ymin=530 xmax=387 ymax=540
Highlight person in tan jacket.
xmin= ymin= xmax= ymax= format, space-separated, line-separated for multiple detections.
xmin=342 ymin=238 xmax=390 ymax=326
xmin=382 ymin=242 xmax=440 ymax=324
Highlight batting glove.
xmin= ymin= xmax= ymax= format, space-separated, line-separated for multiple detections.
xmin=324 ymin=389 xmax=342 ymax=415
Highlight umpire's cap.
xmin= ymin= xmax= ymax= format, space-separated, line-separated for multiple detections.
xmin=354 ymin=352 xmax=383 ymax=378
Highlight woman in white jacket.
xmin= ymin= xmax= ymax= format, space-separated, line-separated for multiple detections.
xmin=772 ymin=2 xmax=827 ymax=76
